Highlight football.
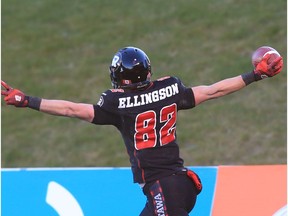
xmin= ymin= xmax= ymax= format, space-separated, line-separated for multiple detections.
xmin=252 ymin=46 xmax=281 ymax=68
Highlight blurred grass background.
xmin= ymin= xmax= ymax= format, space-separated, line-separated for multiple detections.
xmin=1 ymin=0 xmax=286 ymax=167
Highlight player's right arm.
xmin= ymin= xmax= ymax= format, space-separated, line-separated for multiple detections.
xmin=39 ymin=99 xmax=94 ymax=122
xmin=1 ymin=81 xmax=95 ymax=122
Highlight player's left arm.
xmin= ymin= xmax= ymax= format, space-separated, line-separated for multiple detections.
xmin=192 ymin=54 xmax=283 ymax=106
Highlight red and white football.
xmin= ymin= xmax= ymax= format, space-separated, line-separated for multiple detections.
xmin=252 ymin=46 xmax=281 ymax=68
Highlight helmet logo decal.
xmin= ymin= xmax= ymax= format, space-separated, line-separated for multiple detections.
xmin=111 ymin=55 xmax=120 ymax=67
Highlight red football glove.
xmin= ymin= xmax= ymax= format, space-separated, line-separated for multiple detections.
xmin=1 ymin=80 xmax=28 ymax=107
xmin=254 ymin=54 xmax=283 ymax=79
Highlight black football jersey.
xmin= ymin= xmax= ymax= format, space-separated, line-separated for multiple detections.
xmin=92 ymin=76 xmax=195 ymax=184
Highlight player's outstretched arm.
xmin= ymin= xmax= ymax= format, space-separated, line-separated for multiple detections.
xmin=39 ymin=99 xmax=94 ymax=122
xmin=1 ymin=80 xmax=95 ymax=122
xmin=192 ymin=54 xmax=283 ymax=106
xmin=192 ymin=75 xmax=245 ymax=106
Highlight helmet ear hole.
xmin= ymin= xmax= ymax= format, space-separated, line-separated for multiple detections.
xmin=109 ymin=47 xmax=152 ymax=89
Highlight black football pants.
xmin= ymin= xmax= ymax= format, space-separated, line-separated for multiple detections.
xmin=140 ymin=172 xmax=198 ymax=216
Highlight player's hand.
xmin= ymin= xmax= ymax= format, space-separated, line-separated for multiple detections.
xmin=254 ymin=54 xmax=283 ymax=79
xmin=1 ymin=80 xmax=28 ymax=107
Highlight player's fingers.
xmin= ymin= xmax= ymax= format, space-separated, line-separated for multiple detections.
xmin=1 ymin=80 xmax=11 ymax=90
xmin=272 ymin=56 xmax=283 ymax=65
xmin=269 ymin=57 xmax=283 ymax=69
xmin=1 ymin=90 xmax=9 ymax=96
xmin=274 ymin=59 xmax=283 ymax=73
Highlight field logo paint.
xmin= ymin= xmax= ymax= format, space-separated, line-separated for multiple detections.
xmin=46 ymin=181 xmax=84 ymax=216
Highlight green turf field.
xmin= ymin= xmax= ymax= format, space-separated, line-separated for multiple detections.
xmin=2 ymin=0 xmax=286 ymax=167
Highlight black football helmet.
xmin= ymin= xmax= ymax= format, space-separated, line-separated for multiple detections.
xmin=109 ymin=46 xmax=152 ymax=90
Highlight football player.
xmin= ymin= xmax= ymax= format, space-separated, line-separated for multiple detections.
xmin=1 ymin=46 xmax=283 ymax=216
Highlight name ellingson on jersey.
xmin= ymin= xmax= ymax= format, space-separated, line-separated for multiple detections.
xmin=118 ymin=83 xmax=179 ymax=108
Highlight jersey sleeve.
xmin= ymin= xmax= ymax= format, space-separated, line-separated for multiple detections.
xmin=174 ymin=77 xmax=196 ymax=109
xmin=91 ymin=90 xmax=121 ymax=126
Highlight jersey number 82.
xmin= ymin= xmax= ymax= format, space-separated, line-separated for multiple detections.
xmin=134 ymin=103 xmax=177 ymax=150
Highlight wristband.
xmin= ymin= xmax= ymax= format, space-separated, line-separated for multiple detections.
xmin=241 ymin=71 xmax=261 ymax=86
xmin=26 ymin=96 xmax=42 ymax=110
